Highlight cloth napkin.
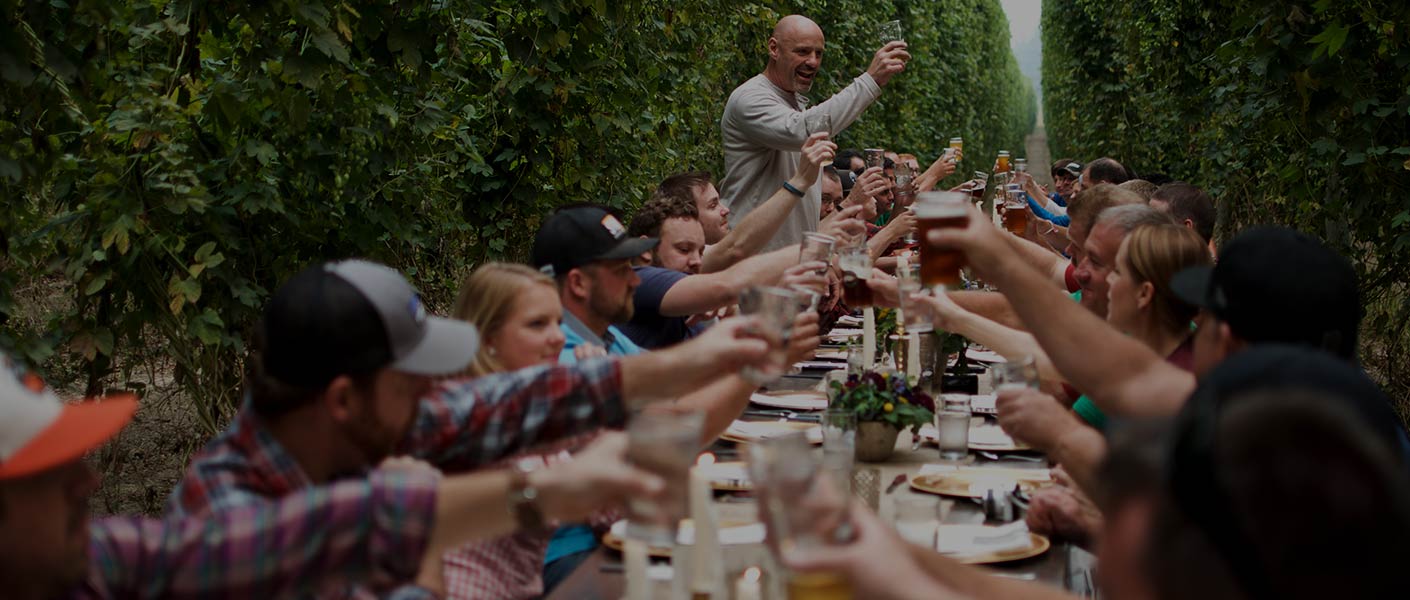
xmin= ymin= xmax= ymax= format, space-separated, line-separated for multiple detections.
xmin=969 ymin=424 xmax=1020 ymax=447
xmin=935 ymin=521 xmax=1033 ymax=555
xmin=726 ymin=420 xmax=822 ymax=443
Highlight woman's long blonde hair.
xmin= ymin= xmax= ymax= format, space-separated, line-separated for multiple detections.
xmin=1121 ymin=224 xmax=1212 ymax=334
xmin=452 ymin=262 xmax=556 ymax=377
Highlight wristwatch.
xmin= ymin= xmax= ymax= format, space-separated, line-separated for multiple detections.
xmin=507 ymin=467 xmax=546 ymax=531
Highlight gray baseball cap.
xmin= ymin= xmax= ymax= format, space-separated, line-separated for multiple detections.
xmin=261 ymin=259 xmax=479 ymax=387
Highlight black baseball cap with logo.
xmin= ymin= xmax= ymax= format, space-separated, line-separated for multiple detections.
xmin=531 ymin=205 xmax=659 ymax=276
xmin=1170 ymin=226 xmax=1360 ymax=358
xmin=261 ymin=260 xmax=479 ymax=387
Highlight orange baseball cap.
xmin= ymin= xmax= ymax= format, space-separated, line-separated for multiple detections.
xmin=0 ymin=353 xmax=137 ymax=480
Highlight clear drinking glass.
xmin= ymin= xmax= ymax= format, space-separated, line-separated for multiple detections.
xmin=970 ymin=170 xmax=989 ymax=194
xmin=914 ymin=192 xmax=970 ymax=290
xmin=935 ymin=394 xmax=971 ymax=461
xmin=804 ymin=111 xmax=833 ymax=138
xmin=991 ymin=355 xmax=1039 ymax=393
xmin=738 ymin=287 xmax=802 ymax=385
xmin=878 ymin=20 xmax=904 ymax=45
xmin=748 ymin=432 xmax=850 ymax=558
xmin=1015 ymin=158 xmax=1028 ymax=174
xmin=893 ymin=495 xmax=944 ymax=547
xmin=799 ymin=232 xmax=836 ymax=275
xmin=838 ymin=244 xmax=874 ymax=308
xmin=897 ymin=262 xmax=933 ymax=333
xmin=624 ymin=411 xmax=705 ymax=544
xmin=821 ymin=409 xmax=856 ymax=496
xmin=864 ymin=148 xmax=886 ymax=170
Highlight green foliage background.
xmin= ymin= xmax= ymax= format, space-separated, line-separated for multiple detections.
xmin=1 ymin=0 xmax=1033 ymax=429
xmin=1041 ymin=0 xmax=1410 ymax=410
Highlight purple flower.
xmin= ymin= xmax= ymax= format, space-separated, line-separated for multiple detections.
xmin=913 ymin=392 xmax=935 ymax=412
xmin=863 ymin=372 xmax=886 ymax=387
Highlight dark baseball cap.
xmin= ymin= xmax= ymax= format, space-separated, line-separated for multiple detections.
xmin=838 ymin=169 xmax=858 ymax=196
xmin=1170 ymin=226 xmax=1360 ymax=358
xmin=261 ymin=260 xmax=479 ymax=387
xmin=531 ymin=205 xmax=659 ymax=276
xmin=1063 ymin=162 xmax=1084 ymax=177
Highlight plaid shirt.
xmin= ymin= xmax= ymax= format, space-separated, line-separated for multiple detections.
xmin=72 ymin=469 xmax=438 ymax=599
xmin=167 ymin=358 xmax=625 ymax=597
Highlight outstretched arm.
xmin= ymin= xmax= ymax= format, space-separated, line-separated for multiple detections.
xmin=704 ymin=134 xmax=835 ymax=273
xmin=927 ymin=203 xmax=1196 ymax=417
xmin=660 ymin=246 xmax=798 ymax=316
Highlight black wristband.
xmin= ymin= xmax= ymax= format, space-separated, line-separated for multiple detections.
xmin=782 ymin=181 xmax=805 ymax=197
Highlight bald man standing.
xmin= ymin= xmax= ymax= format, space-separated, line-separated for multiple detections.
xmin=720 ymin=15 xmax=910 ymax=251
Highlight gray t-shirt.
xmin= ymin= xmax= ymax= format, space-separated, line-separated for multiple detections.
xmin=719 ymin=73 xmax=882 ymax=251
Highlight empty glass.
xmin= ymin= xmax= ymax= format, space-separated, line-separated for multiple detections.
xmin=804 ymin=110 xmax=833 ymax=138
xmin=991 ymin=355 xmax=1039 ymax=392
xmin=864 ymin=148 xmax=886 ymax=170
xmin=748 ymin=432 xmax=850 ymax=558
xmin=624 ymin=411 xmax=704 ymax=545
xmin=935 ymin=394 xmax=971 ymax=461
xmin=878 ymin=20 xmax=903 ymax=45
xmin=738 ymin=287 xmax=802 ymax=384
xmin=799 ymin=232 xmax=836 ymax=275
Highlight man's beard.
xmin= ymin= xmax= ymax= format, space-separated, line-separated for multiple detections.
xmin=343 ymin=407 xmax=401 ymax=469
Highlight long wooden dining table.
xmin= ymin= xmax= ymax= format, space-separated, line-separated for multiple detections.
xmin=546 ymin=366 xmax=1098 ymax=599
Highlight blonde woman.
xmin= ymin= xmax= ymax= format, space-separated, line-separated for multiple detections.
xmin=437 ymin=262 xmax=604 ymax=599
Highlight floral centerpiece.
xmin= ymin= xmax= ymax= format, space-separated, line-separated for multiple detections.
xmin=829 ymin=371 xmax=935 ymax=461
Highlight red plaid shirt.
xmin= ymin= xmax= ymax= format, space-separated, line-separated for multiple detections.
xmin=167 ymin=358 xmax=626 ymax=598
xmin=74 ymin=469 xmax=438 ymax=599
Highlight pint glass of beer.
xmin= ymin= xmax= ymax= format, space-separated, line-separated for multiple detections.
xmin=914 ymin=192 xmax=969 ymax=288
xmin=838 ymin=245 xmax=874 ymax=307
xmin=1002 ymin=187 xmax=1029 ymax=236
xmin=1014 ymin=158 xmax=1028 ymax=174
xmin=996 ymin=151 xmax=1011 ymax=173
xmin=949 ymin=137 xmax=963 ymax=153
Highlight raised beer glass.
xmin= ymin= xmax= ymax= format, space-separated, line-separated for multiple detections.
xmin=804 ymin=111 xmax=833 ymax=139
xmin=799 ymin=232 xmax=836 ymax=275
xmin=1002 ymin=185 xmax=1028 ymax=236
xmin=624 ymin=411 xmax=704 ymax=545
xmin=879 ymin=20 xmax=904 ymax=45
xmin=739 ymin=286 xmax=802 ymax=384
xmin=838 ymin=244 xmax=874 ymax=308
xmin=914 ymin=191 xmax=969 ymax=289
xmin=996 ymin=150 xmax=1011 ymax=173
xmin=864 ymin=148 xmax=886 ymax=170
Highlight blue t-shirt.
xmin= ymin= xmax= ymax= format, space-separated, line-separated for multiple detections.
xmin=544 ymin=314 xmax=644 ymax=566
xmin=617 ymin=266 xmax=693 ymax=349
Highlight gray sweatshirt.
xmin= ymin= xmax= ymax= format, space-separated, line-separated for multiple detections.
xmin=719 ymin=72 xmax=882 ymax=252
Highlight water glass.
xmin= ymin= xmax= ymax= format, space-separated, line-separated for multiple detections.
xmin=878 ymin=19 xmax=903 ymax=45
xmin=738 ymin=287 xmax=802 ymax=384
xmin=624 ymin=411 xmax=704 ymax=544
xmin=804 ymin=111 xmax=833 ymax=138
xmin=799 ymin=232 xmax=836 ymax=274
xmin=935 ymin=394 xmax=971 ymax=461
xmin=821 ymin=409 xmax=856 ymax=495
xmin=991 ymin=355 xmax=1039 ymax=392
xmin=897 ymin=264 xmax=933 ymax=333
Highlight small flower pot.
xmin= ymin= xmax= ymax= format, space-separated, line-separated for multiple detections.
xmin=855 ymin=421 xmax=901 ymax=462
